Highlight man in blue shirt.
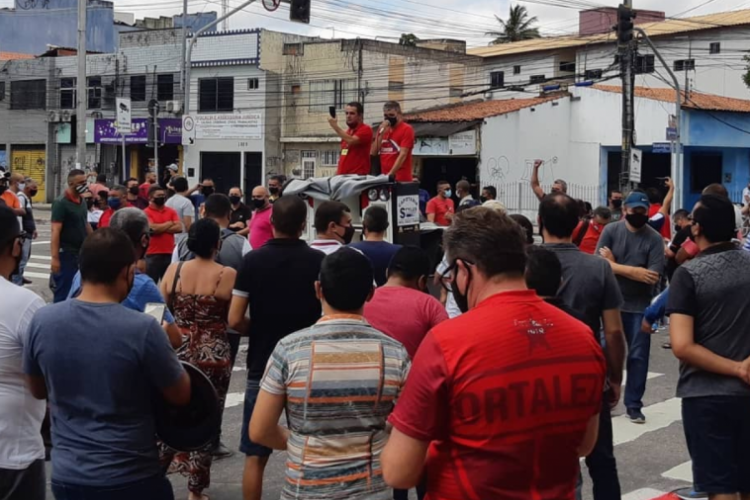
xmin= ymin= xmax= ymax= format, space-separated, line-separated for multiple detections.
xmin=349 ymin=205 xmax=401 ymax=286
xmin=67 ymin=208 xmax=181 ymax=347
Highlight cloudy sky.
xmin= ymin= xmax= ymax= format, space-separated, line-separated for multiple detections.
xmin=2 ymin=0 xmax=749 ymax=46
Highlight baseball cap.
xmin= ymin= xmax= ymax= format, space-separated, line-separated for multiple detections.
xmin=166 ymin=163 xmax=179 ymax=172
xmin=624 ymin=191 xmax=650 ymax=210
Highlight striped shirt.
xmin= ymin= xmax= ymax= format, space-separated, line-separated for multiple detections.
xmin=260 ymin=315 xmax=411 ymax=500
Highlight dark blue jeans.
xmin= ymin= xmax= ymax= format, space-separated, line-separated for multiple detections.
xmin=622 ymin=311 xmax=651 ymax=412
xmin=52 ymin=251 xmax=79 ymax=303
xmin=577 ymin=397 xmax=621 ymax=500
xmin=51 ymin=474 xmax=174 ymax=500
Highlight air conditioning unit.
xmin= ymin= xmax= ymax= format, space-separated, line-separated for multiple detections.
xmin=61 ymin=111 xmax=72 ymax=122
xmin=166 ymin=100 xmax=182 ymax=113
xmin=47 ymin=111 xmax=59 ymax=122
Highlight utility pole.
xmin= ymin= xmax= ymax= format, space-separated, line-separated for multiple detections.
xmin=76 ymin=0 xmax=87 ymax=168
xmin=617 ymin=2 xmax=636 ymax=192
xmin=181 ymin=0 xmax=188 ymax=93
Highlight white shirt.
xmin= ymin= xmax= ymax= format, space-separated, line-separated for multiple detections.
xmin=734 ymin=205 xmax=744 ymax=233
xmin=436 ymin=256 xmax=463 ymax=319
xmin=0 ymin=276 xmax=46 ymax=469
xmin=87 ymin=208 xmax=103 ymax=225
xmin=309 ymin=239 xmax=344 ymax=255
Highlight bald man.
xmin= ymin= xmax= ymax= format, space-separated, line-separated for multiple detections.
xmin=249 ymin=186 xmax=273 ymax=249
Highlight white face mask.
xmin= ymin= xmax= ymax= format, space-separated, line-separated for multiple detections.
xmin=18 ymin=183 xmax=25 ymax=190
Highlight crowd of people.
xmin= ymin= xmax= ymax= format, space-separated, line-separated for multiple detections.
xmin=1 ymin=102 xmax=750 ymax=500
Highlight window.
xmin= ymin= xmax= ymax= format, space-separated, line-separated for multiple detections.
xmin=0 ymin=81 xmax=4 ymax=101
xmin=584 ymin=69 xmax=603 ymax=80
xmin=308 ymin=79 xmax=356 ymax=112
xmin=559 ymin=61 xmax=576 ymax=73
xmin=291 ymin=84 xmax=301 ymax=94
xmin=157 ymin=74 xmax=174 ymax=101
xmin=321 ymin=150 xmax=340 ymax=166
xmin=513 ymin=65 xmax=521 ymax=75
xmin=635 ymin=54 xmax=655 ymax=74
xmin=690 ymin=152 xmax=722 ymax=192
xmin=198 ymin=77 xmax=234 ymax=112
xmin=247 ymin=78 xmax=259 ymax=90
xmin=283 ymin=43 xmax=303 ymax=56
xmin=301 ymin=150 xmax=316 ymax=179
xmin=10 ymin=80 xmax=46 ymax=110
xmin=103 ymin=82 xmax=115 ymax=109
xmin=87 ymin=76 xmax=101 ymax=109
xmin=529 ymin=75 xmax=546 ymax=84
xmin=130 ymin=75 xmax=146 ymax=102
xmin=490 ymin=71 xmax=505 ymax=89
xmin=674 ymin=59 xmax=695 ymax=71
xmin=388 ymin=80 xmax=404 ymax=92
xmin=709 ymin=42 xmax=721 ymax=54
xmin=60 ymin=78 xmax=76 ymax=109
xmin=449 ymin=87 xmax=463 ymax=98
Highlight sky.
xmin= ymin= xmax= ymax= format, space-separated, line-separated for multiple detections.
xmin=1 ymin=0 xmax=749 ymax=46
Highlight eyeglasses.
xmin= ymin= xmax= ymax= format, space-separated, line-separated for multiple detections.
xmin=439 ymin=258 xmax=475 ymax=293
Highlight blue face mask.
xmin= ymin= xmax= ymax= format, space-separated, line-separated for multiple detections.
xmin=108 ymin=198 xmax=122 ymax=210
xmin=444 ymin=189 xmax=452 ymax=198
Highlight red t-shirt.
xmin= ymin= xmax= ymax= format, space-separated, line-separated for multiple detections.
xmin=98 ymin=208 xmax=115 ymax=229
xmin=139 ymin=181 xmax=154 ymax=201
xmin=249 ymin=205 xmax=273 ymax=250
xmin=649 ymin=204 xmax=671 ymax=240
xmin=388 ymin=291 xmax=605 ymax=500
xmin=143 ymin=205 xmax=179 ymax=255
xmin=379 ymin=121 xmax=415 ymax=182
xmin=426 ymin=196 xmax=455 ymax=226
xmin=572 ymin=220 xmax=606 ymax=255
xmin=336 ymin=123 xmax=374 ymax=176
xmin=363 ymin=286 xmax=448 ymax=359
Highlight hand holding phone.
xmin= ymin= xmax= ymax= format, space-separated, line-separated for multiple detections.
xmin=329 ymin=106 xmax=336 ymax=119
xmin=145 ymin=302 xmax=166 ymax=323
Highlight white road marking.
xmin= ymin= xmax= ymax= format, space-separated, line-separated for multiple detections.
xmin=232 ymin=365 xmax=246 ymax=372
xmin=25 ymin=262 xmax=50 ymax=270
xmin=662 ymin=461 xmax=692 ymax=482
xmin=613 ymin=397 xmax=682 ymax=446
xmin=622 ymin=371 xmax=664 ymax=387
xmin=31 ymin=241 xmax=50 ymax=246
xmin=28 ymin=255 xmax=51 ymax=260
xmin=25 ymin=271 xmax=51 ymax=280
xmin=622 ymin=488 xmax=668 ymax=500
xmin=224 ymin=392 xmax=245 ymax=409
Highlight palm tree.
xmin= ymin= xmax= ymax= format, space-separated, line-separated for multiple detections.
xmin=486 ymin=4 xmax=541 ymax=45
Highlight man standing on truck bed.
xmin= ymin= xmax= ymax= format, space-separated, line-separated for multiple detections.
xmin=329 ymin=102 xmax=373 ymax=176
xmin=371 ymin=101 xmax=415 ymax=182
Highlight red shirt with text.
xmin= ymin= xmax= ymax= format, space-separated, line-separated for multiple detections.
xmin=337 ymin=123 xmax=374 ymax=176
xmin=388 ymin=291 xmax=605 ymax=500
xmin=379 ymin=121 xmax=415 ymax=182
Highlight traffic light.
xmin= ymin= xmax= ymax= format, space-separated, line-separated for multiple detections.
xmin=617 ymin=5 xmax=635 ymax=45
xmin=289 ymin=0 xmax=310 ymax=24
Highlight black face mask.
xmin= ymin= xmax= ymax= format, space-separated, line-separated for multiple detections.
xmin=612 ymin=199 xmax=623 ymax=209
xmin=386 ymin=116 xmax=398 ymax=126
xmin=29 ymin=189 xmax=38 ymax=197
xmin=201 ymin=186 xmax=214 ymax=196
xmin=153 ymin=197 xmax=166 ymax=207
xmin=251 ymin=199 xmax=266 ymax=210
xmin=229 ymin=195 xmax=242 ymax=205
xmin=674 ymin=225 xmax=681 ymax=233
xmin=129 ymin=186 xmax=139 ymax=196
xmin=626 ymin=212 xmax=649 ymax=229
xmin=269 ymin=187 xmax=280 ymax=196
xmin=452 ymin=262 xmax=472 ymax=314
xmin=86 ymin=199 xmax=95 ymax=209
xmin=336 ymin=225 xmax=355 ymax=245
xmin=479 ymin=196 xmax=487 ymax=204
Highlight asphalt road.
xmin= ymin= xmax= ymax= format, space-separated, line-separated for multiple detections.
xmin=25 ymin=208 xmax=693 ymax=500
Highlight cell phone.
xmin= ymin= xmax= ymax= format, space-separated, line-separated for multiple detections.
xmin=329 ymin=106 xmax=336 ymax=118
xmin=144 ymin=302 xmax=166 ymax=323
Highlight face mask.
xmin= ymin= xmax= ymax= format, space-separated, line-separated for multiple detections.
xmin=86 ymin=199 xmax=95 ymax=209
xmin=128 ymin=186 xmax=139 ymax=196
xmin=386 ymin=116 xmax=398 ymax=126
xmin=674 ymin=224 xmax=681 ymax=233
xmin=29 ymin=189 xmax=38 ymax=197
xmin=336 ymin=224 xmax=355 ymax=245
xmin=269 ymin=187 xmax=280 ymax=196
xmin=251 ymin=199 xmax=266 ymax=210
xmin=612 ymin=199 xmax=623 ymax=209
xmin=452 ymin=262 xmax=472 ymax=314
xmin=626 ymin=212 xmax=649 ymax=229
xmin=480 ymin=196 xmax=487 ymax=203
xmin=444 ymin=189 xmax=452 ymax=198
xmin=229 ymin=195 xmax=242 ymax=205
xmin=17 ymin=183 xmax=25 ymax=191
xmin=108 ymin=198 xmax=122 ymax=210
xmin=201 ymin=186 xmax=214 ymax=196
xmin=153 ymin=197 xmax=166 ymax=207
xmin=75 ymin=184 xmax=89 ymax=196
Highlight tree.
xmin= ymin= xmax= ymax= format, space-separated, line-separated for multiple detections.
xmin=399 ymin=33 xmax=420 ymax=47
xmin=486 ymin=4 xmax=541 ymax=45
xmin=744 ymin=53 xmax=750 ymax=89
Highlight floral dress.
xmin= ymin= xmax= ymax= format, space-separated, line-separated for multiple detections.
xmin=159 ymin=271 xmax=232 ymax=495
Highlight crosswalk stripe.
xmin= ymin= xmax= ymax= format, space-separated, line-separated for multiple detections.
xmin=662 ymin=461 xmax=692 ymax=482
xmin=25 ymin=271 xmax=51 ymax=279
xmin=224 ymin=392 xmax=245 ymax=409
xmin=31 ymin=240 xmax=50 ymax=246
xmin=25 ymin=262 xmax=50 ymax=270
xmin=613 ymin=397 xmax=682 ymax=446
xmin=623 ymin=371 xmax=664 ymax=387
xmin=622 ymin=488 xmax=668 ymax=500
xmin=28 ymin=255 xmax=51 ymax=260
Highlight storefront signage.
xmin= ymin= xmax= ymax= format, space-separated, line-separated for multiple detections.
xmin=94 ymin=118 xmax=183 ymax=145
xmin=397 ymin=194 xmax=420 ymax=227
xmin=413 ymin=130 xmax=477 ymax=156
xmin=652 ymin=142 xmax=671 ymax=154
xmin=449 ymin=130 xmax=477 ymax=155
xmin=630 ymin=147 xmax=642 ymax=183
xmin=192 ymin=113 xmax=262 ymax=140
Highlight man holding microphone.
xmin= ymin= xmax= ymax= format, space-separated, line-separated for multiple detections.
xmin=328 ymin=102 xmax=373 ymax=176
xmin=371 ymin=101 xmax=415 ymax=182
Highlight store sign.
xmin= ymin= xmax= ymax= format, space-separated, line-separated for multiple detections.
xmin=194 ymin=113 xmax=262 ymax=140
xmin=652 ymin=142 xmax=671 ymax=154
xmin=94 ymin=119 xmax=183 ymax=145
xmin=630 ymin=147 xmax=642 ymax=183
xmin=116 ymin=98 xmax=132 ymax=131
xmin=397 ymin=194 xmax=420 ymax=227
xmin=413 ymin=137 xmax=449 ymax=156
xmin=449 ymin=130 xmax=477 ymax=155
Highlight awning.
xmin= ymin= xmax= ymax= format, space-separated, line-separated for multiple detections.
xmin=409 ymin=121 xmax=480 ymax=137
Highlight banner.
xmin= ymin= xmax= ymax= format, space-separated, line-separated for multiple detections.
xmin=94 ymin=118 xmax=183 ymax=145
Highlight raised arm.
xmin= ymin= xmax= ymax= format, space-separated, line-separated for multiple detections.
xmin=531 ymin=160 xmax=545 ymax=201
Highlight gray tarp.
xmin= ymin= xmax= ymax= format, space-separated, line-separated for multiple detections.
xmin=282 ymin=174 xmax=392 ymax=201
